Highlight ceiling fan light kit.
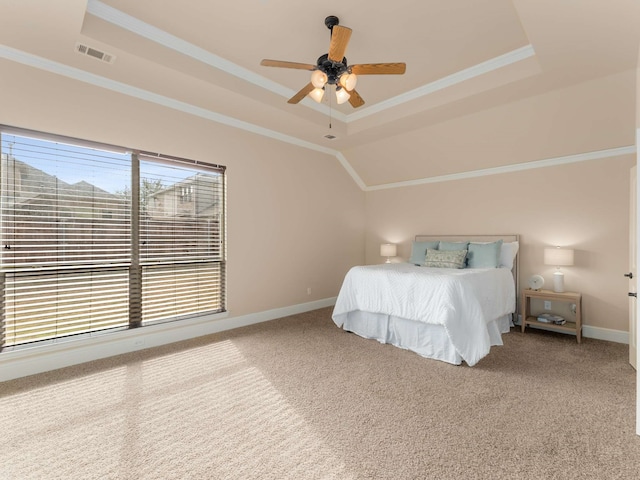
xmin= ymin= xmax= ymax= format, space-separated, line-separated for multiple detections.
xmin=309 ymin=87 xmax=325 ymax=103
xmin=310 ymin=70 xmax=328 ymax=89
xmin=260 ymin=16 xmax=406 ymax=108
xmin=335 ymin=86 xmax=351 ymax=104
xmin=339 ymin=72 xmax=358 ymax=91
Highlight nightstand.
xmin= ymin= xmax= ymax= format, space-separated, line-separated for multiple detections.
xmin=520 ymin=289 xmax=583 ymax=343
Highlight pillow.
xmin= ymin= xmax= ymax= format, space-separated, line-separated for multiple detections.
xmin=467 ymin=240 xmax=503 ymax=268
xmin=424 ymin=249 xmax=467 ymax=269
xmin=499 ymin=241 xmax=519 ymax=269
xmin=409 ymin=241 xmax=439 ymax=265
xmin=438 ymin=241 xmax=469 ymax=251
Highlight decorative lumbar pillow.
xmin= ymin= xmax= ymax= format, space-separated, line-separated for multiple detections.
xmin=409 ymin=241 xmax=439 ymax=265
xmin=425 ymin=248 xmax=467 ymax=269
xmin=438 ymin=241 xmax=470 ymax=251
xmin=467 ymin=240 xmax=503 ymax=268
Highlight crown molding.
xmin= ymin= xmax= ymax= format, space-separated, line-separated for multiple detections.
xmin=0 ymin=41 xmax=632 ymax=195
xmin=0 ymin=44 xmax=338 ymax=159
xmin=347 ymin=44 xmax=536 ymax=122
xmin=86 ymin=0 xmax=345 ymax=121
xmin=365 ymin=145 xmax=637 ymax=191
xmin=335 ymin=152 xmax=367 ymax=190
xmin=87 ymin=1 xmax=535 ymax=126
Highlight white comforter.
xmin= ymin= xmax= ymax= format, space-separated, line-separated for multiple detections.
xmin=332 ymin=263 xmax=516 ymax=366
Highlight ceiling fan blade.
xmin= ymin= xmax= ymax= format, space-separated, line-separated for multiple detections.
xmin=348 ymin=89 xmax=365 ymax=108
xmin=260 ymin=59 xmax=316 ymax=70
xmin=288 ymin=83 xmax=315 ymax=104
xmin=328 ymin=25 xmax=352 ymax=62
xmin=350 ymin=63 xmax=406 ymax=75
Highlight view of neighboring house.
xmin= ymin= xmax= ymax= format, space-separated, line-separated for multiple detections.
xmin=0 ymin=155 xmax=130 ymax=266
xmin=146 ymin=173 xmax=221 ymax=220
xmin=1 ymin=154 xmax=124 ymax=215
xmin=1 ymin=157 xmax=223 ymax=267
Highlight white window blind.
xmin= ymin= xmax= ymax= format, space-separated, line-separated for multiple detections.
xmin=138 ymin=156 xmax=225 ymax=324
xmin=0 ymin=127 xmax=226 ymax=349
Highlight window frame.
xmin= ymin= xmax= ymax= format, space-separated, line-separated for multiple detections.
xmin=0 ymin=125 xmax=227 ymax=351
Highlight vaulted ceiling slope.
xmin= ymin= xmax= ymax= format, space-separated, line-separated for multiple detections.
xmin=0 ymin=0 xmax=639 ymax=188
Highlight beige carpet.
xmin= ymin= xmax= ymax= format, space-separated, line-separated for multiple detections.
xmin=1 ymin=307 xmax=639 ymax=479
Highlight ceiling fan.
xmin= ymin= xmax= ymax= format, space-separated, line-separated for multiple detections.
xmin=260 ymin=15 xmax=406 ymax=108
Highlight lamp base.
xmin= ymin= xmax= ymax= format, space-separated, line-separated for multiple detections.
xmin=553 ymin=271 xmax=565 ymax=293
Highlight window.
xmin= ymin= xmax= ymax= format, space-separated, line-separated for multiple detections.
xmin=179 ymin=185 xmax=193 ymax=203
xmin=0 ymin=126 xmax=226 ymax=350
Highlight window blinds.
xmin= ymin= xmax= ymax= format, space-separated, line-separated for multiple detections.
xmin=138 ymin=156 xmax=225 ymax=324
xmin=0 ymin=127 xmax=226 ymax=349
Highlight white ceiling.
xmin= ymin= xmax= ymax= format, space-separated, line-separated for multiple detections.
xmin=1 ymin=0 xmax=639 ymax=183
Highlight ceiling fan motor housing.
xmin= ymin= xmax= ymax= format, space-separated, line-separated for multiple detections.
xmin=316 ymin=54 xmax=349 ymax=85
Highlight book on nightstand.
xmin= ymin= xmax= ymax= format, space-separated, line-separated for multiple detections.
xmin=537 ymin=313 xmax=566 ymax=325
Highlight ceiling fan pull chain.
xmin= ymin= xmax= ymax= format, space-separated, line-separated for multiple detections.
xmin=329 ymin=86 xmax=332 ymax=129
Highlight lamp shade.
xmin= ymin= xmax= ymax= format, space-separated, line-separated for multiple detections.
xmin=335 ymin=87 xmax=351 ymax=104
xmin=308 ymin=87 xmax=325 ymax=103
xmin=544 ymin=247 xmax=574 ymax=267
xmin=380 ymin=243 xmax=397 ymax=257
xmin=310 ymin=70 xmax=328 ymax=89
xmin=339 ymin=72 xmax=358 ymax=91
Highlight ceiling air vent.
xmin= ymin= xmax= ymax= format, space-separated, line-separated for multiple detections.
xmin=75 ymin=43 xmax=116 ymax=64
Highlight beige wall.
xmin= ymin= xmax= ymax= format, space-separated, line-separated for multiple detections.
xmin=0 ymin=60 xmax=366 ymax=318
xmin=365 ymin=155 xmax=635 ymax=331
xmin=0 ymin=57 xmax=636 ymax=335
xmin=347 ymin=70 xmax=636 ymax=186
xmin=360 ymin=69 xmax=637 ymax=334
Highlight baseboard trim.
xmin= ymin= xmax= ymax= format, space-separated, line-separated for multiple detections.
xmin=0 ymin=297 xmax=337 ymax=382
xmin=515 ymin=315 xmax=628 ymax=344
xmin=581 ymin=325 xmax=629 ymax=344
xmin=3 ymin=303 xmax=625 ymax=382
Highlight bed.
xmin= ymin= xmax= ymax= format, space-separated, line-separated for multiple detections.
xmin=332 ymin=235 xmax=519 ymax=366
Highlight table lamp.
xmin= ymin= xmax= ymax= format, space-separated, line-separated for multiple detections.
xmin=544 ymin=247 xmax=574 ymax=293
xmin=380 ymin=243 xmax=397 ymax=263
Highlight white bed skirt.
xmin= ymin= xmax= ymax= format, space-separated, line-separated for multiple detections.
xmin=340 ymin=311 xmax=512 ymax=365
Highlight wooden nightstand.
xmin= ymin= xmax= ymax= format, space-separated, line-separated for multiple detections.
xmin=521 ymin=289 xmax=583 ymax=343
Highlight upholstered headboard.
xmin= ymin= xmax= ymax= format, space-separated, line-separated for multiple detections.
xmin=414 ymin=234 xmax=520 ymax=309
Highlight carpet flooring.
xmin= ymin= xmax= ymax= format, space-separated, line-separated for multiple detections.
xmin=1 ymin=307 xmax=639 ymax=479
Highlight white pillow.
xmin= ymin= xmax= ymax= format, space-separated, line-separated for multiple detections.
xmin=499 ymin=241 xmax=519 ymax=269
